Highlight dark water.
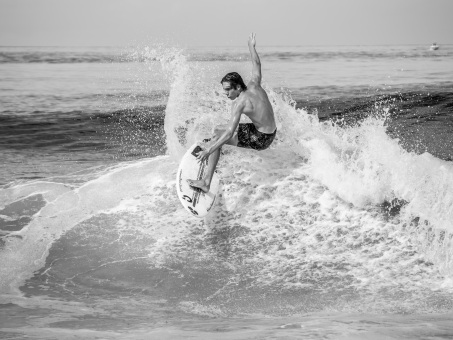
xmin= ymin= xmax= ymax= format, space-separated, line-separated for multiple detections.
xmin=1 ymin=88 xmax=452 ymax=185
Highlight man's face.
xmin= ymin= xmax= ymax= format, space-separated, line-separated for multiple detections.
xmin=222 ymin=82 xmax=241 ymax=100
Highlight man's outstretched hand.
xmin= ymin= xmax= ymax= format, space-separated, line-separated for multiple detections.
xmin=248 ymin=32 xmax=256 ymax=47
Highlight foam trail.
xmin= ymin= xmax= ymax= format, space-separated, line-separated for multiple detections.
xmin=0 ymin=158 xmax=174 ymax=297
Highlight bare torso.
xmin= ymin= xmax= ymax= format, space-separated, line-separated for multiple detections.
xmin=234 ymin=82 xmax=276 ymax=134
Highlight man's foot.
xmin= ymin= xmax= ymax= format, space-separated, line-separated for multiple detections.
xmin=187 ymin=179 xmax=210 ymax=193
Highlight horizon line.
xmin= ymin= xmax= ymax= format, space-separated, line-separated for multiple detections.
xmin=0 ymin=43 xmax=452 ymax=48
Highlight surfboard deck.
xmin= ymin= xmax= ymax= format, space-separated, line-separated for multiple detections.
xmin=176 ymin=143 xmax=219 ymax=218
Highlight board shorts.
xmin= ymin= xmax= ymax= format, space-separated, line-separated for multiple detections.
xmin=237 ymin=123 xmax=276 ymax=151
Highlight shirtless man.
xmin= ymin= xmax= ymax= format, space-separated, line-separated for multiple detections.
xmin=188 ymin=33 xmax=277 ymax=193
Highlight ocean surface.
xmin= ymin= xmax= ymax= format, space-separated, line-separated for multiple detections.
xmin=1 ymin=44 xmax=453 ymax=339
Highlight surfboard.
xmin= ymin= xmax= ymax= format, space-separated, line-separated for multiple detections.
xmin=176 ymin=143 xmax=219 ymax=218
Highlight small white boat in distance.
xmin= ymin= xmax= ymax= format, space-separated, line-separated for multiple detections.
xmin=430 ymin=42 xmax=439 ymax=51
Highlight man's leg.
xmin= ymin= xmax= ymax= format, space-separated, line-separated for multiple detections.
xmin=198 ymin=146 xmax=221 ymax=191
xmin=188 ymin=126 xmax=238 ymax=193
xmin=204 ymin=125 xmax=239 ymax=185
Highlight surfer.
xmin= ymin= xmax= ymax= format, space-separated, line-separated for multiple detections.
xmin=188 ymin=33 xmax=277 ymax=193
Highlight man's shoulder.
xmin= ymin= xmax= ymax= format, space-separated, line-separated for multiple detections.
xmin=239 ymin=91 xmax=254 ymax=104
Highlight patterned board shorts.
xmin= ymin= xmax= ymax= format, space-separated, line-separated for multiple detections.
xmin=237 ymin=123 xmax=277 ymax=151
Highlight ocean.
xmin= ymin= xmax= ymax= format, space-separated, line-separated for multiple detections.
xmin=1 ymin=44 xmax=453 ymax=339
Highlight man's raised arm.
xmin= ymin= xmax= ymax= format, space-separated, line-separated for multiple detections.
xmin=248 ymin=33 xmax=262 ymax=85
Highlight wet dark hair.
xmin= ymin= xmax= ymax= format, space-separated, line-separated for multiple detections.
xmin=220 ymin=72 xmax=247 ymax=91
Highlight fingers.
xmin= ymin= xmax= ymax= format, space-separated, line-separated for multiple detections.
xmin=248 ymin=33 xmax=256 ymax=45
xmin=195 ymin=151 xmax=207 ymax=164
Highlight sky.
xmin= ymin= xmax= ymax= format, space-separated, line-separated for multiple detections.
xmin=0 ymin=0 xmax=452 ymax=47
